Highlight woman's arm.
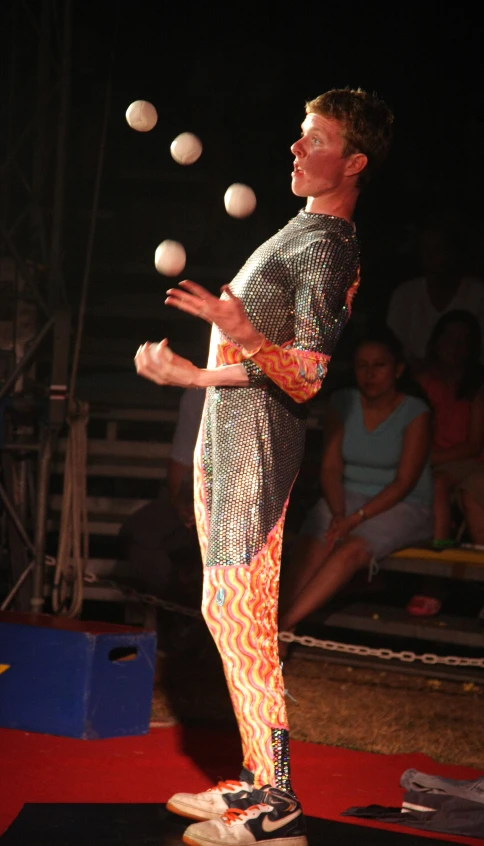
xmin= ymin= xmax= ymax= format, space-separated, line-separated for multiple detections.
xmin=328 ymin=410 xmax=432 ymax=541
xmin=431 ymin=389 xmax=484 ymax=465
xmin=319 ymin=406 xmax=346 ymax=518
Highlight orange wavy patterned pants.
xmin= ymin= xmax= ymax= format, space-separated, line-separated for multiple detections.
xmin=200 ymin=504 xmax=290 ymax=789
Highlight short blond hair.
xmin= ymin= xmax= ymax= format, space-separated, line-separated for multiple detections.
xmin=306 ymin=88 xmax=394 ymax=186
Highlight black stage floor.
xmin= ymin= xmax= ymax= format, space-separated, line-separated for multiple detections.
xmin=0 ymin=803 xmax=460 ymax=845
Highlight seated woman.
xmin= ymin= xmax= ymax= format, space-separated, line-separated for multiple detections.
xmin=279 ymin=326 xmax=433 ymax=642
xmin=416 ymin=310 xmax=484 ymax=547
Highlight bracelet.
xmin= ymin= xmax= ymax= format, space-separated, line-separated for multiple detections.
xmin=241 ymin=343 xmax=263 ymax=358
xmin=241 ymin=336 xmax=264 ymax=358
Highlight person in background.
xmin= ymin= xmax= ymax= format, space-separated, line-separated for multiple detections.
xmin=387 ymin=216 xmax=484 ymax=367
xmin=167 ymin=387 xmax=206 ymax=529
xmin=416 ymin=310 xmax=484 ymax=548
xmin=117 ymin=387 xmax=205 ymax=602
xmin=278 ymin=326 xmax=433 ymax=646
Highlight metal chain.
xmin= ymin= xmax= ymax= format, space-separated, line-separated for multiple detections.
xmin=278 ymin=631 xmax=484 ymax=668
xmin=83 ymin=572 xmax=202 ymax=619
xmin=84 ymin=573 xmax=484 ymax=669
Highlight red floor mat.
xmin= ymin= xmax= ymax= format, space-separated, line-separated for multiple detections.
xmin=0 ymin=724 xmax=481 ymax=843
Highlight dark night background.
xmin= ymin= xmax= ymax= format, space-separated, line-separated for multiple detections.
xmin=2 ymin=0 xmax=484 ymax=371
xmin=78 ymin=1 xmax=484 ymax=316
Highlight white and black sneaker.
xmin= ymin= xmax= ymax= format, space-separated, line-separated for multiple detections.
xmin=182 ymin=784 xmax=307 ymax=845
xmin=166 ymin=767 xmax=255 ymax=821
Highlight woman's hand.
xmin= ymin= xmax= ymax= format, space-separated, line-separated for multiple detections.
xmin=325 ymin=512 xmax=362 ymax=547
xmin=165 ymin=280 xmax=263 ymax=349
xmin=134 ymin=339 xmax=199 ymax=387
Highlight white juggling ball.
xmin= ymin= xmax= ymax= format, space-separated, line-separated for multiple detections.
xmin=170 ymin=132 xmax=203 ymax=165
xmin=125 ymin=100 xmax=158 ymax=132
xmin=154 ymin=240 xmax=186 ymax=276
xmin=224 ymin=183 xmax=257 ymax=218
xmin=148 ymin=342 xmax=161 ymax=362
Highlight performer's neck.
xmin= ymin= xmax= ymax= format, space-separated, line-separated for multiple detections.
xmin=305 ymin=188 xmax=358 ymax=223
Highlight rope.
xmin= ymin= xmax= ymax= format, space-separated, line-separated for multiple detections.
xmin=51 ymin=12 xmax=118 ymax=616
xmin=68 ymin=38 xmax=114 ymax=402
xmin=52 ymin=402 xmax=89 ymax=616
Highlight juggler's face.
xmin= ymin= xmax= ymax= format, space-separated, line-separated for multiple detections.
xmin=290 ymin=113 xmax=352 ymax=199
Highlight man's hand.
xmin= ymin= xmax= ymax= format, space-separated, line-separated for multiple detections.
xmin=165 ymin=280 xmax=263 ymax=350
xmin=134 ymin=339 xmax=199 ymax=387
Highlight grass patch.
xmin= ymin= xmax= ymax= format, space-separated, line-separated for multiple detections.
xmin=151 ymin=623 xmax=483 ymax=770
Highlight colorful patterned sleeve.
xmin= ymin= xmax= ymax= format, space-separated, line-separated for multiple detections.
xmin=243 ymin=234 xmax=360 ymax=403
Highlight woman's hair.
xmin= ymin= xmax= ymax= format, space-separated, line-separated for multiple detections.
xmin=355 ymin=324 xmax=404 ymax=362
xmin=348 ymin=324 xmax=429 ymax=403
xmin=425 ymin=309 xmax=484 ymax=400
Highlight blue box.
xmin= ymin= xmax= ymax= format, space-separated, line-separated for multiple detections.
xmin=0 ymin=611 xmax=157 ymax=739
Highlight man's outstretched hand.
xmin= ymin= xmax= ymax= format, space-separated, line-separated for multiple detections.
xmin=165 ymin=280 xmax=262 ymax=350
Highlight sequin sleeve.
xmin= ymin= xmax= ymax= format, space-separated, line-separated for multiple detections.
xmin=241 ymin=357 xmax=268 ymax=386
xmin=244 ymin=234 xmax=360 ymax=402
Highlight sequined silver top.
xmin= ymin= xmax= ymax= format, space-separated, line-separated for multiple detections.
xmin=198 ymin=210 xmax=359 ymax=567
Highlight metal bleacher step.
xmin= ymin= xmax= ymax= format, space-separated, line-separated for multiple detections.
xmin=49 ymin=495 xmax=150 ymax=519
xmin=43 ymin=581 xmax=128 ymax=604
xmin=56 ymin=438 xmax=171 ymax=460
xmin=48 ymin=496 xmax=150 ymax=537
xmin=380 ymin=546 xmax=484 ymax=582
xmin=52 ymin=459 xmax=168 ymax=479
xmin=86 ymin=403 xmax=326 ymax=431
xmin=319 ymin=602 xmax=484 ymax=648
xmin=83 ymin=558 xmax=133 ymax=579
xmin=90 ymin=407 xmax=180 ymax=424
xmin=83 ymin=560 xmax=132 ymax=603
xmin=43 ymin=558 xmax=139 ymax=604
xmin=52 ymin=437 xmax=171 ymax=479
xmin=47 ymin=519 xmax=122 ymax=536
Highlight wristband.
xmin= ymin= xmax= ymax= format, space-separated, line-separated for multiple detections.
xmin=240 ymin=336 xmax=264 ymax=358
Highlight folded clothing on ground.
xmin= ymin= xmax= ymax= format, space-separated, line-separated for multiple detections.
xmin=342 ymin=768 xmax=484 ymax=839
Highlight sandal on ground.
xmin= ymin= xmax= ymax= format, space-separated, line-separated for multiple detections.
xmin=405 ymin=595 xmax=442 ymax=617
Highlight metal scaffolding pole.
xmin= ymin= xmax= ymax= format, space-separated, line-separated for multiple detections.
xmin=48 ymin=0 xmax=71 ymax=309
xmin=0 ymin=0 xmax=72 ymax=613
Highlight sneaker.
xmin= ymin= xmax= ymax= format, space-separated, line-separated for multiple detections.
xmin=166 ymin=768 xmax=254 ymax=821
xmin=181 ymin=785 xmax=308 ymax=845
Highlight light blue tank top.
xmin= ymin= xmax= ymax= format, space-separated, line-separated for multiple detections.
xmin=331 ymin=388 xmax=433 ymax=507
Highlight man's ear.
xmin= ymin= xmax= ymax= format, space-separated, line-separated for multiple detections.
xmin=345 ymin=152 xmax=368 ymax=178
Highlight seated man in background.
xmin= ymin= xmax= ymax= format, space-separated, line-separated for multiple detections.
xmin=117 ymin=388 xmax=205 ymax=604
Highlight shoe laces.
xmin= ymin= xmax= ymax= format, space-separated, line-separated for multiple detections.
xmin=208 ymin=779 xmax=244 ymax=794
xmin=222 ymin=803 xmax=272 ymax=826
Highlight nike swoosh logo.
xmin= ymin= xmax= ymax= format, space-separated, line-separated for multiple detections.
xmin=261 ymin=809 xmax=301 ymax=832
